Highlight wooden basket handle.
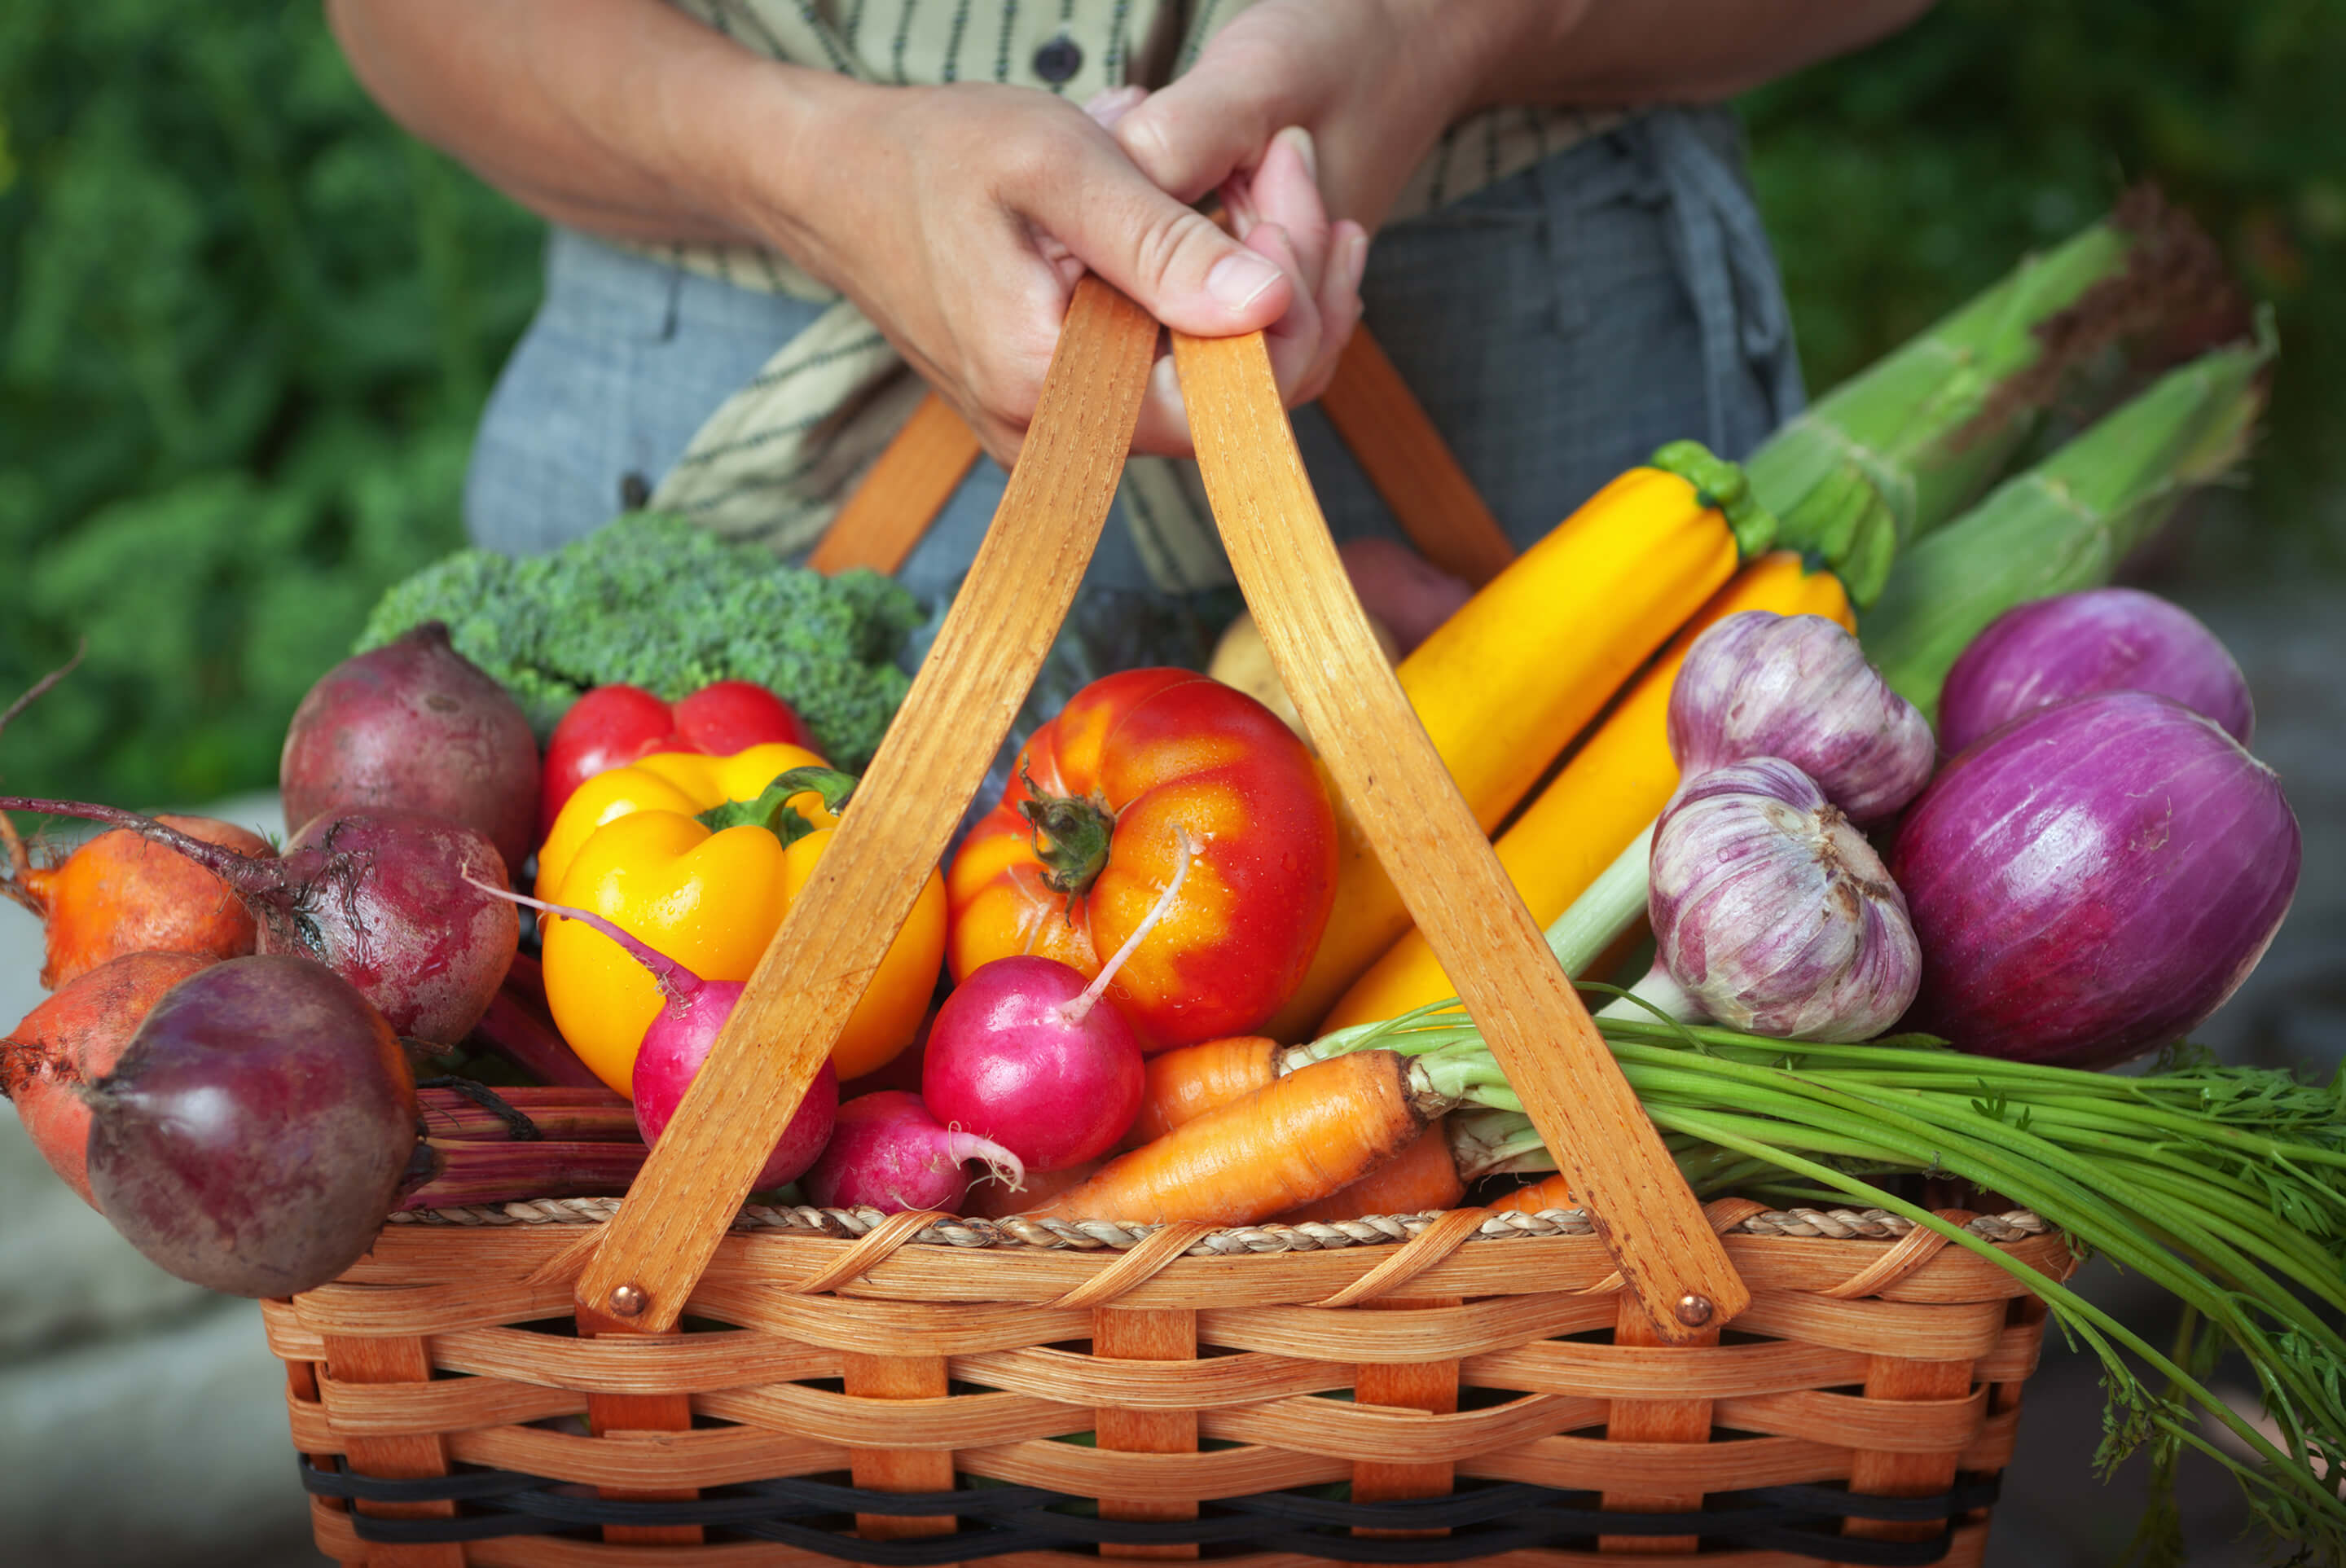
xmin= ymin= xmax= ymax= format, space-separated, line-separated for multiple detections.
xmin=572 ymin=277 xmax=1156 ymax=1333
xmin=1173 ymin=327 xmax=1745 ymax=1341
xmin=573 ymin=282 xmax=1746 ymax=1344
xmin=806 ymin=325 xmax=1519 ymax=588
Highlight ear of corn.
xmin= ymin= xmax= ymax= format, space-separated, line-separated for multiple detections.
xmin=1750 ymin=189 xmax=2240 ymax=606
xmin=1264 ymin=460 xmax=1764 ymax=1041
xmin=1318 ymin=552 xmax=1854 ymax=1034
xmin=1861 ymin=329 xmax=2271 ymax=718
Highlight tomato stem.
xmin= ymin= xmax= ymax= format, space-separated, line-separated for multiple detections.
xmin=1018 ymin=771 xmax=1116 ymax=897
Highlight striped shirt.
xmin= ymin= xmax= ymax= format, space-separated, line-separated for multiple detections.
xmin=640 ymin=0 xmax=1622 ymax=585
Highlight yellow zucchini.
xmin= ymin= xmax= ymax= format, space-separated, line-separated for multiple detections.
xmin=1318 ymin=551 xmax=1854 ymax=1032
xmin=1263 ymin=452 xmax=1769 ymax=1041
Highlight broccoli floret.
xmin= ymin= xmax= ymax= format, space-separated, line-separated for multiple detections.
xmin=356 ymin=512 xmax=922 ymax=769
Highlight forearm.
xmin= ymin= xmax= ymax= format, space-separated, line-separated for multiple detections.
xmin=325 ymin=0 xmax=853 ymax=248
xmin=1452 ymin=0 xmax=1937 ymax=112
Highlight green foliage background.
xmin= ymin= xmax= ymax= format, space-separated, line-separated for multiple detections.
xmin=2 ymin=0 xmax=2340 ymax=810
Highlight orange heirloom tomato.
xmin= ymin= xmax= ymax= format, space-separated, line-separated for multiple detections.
xmin=947 ymin=668 xmax=1338 ymax=1051
xmin=537 ymin=751 xmax=945 ymax=1095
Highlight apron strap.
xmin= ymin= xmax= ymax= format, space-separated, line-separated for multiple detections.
xmin=1646 ymin=108 xmax=1806 ymax=457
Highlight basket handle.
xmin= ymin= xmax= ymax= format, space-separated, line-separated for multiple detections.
xmin=802 ymin=325 xmax=1519 ymax=586
xmin=573 ymin=282 xmax=1746 ymax=1344
xmin=571 ymin=276 xmax=1158 ymax=1333
xmin=1173 ymin=327 xmax=1746 ymax=1342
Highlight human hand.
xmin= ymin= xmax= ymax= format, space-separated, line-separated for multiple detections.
xmin=1109 ymin=0 xmax=1499 ymax=234
xmin=764 ymin=80 xmax=1363 ymax=464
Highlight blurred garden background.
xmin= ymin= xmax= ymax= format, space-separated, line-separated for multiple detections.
xmin=1 ymin=0 xmax=2342 ymax=813
xmin=2 ymin=3 xmax=2344 ymax=1565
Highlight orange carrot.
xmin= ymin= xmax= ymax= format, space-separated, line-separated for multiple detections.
xmin=1275 ymin=1121 xmax=1466 ymax=1223
xmin=960 ymin=1160 xmax=1101 ymax=1219
xmin=1024 ymin=1051 xmax=1433 ymax=1227
xmin=1488 ymin=1171 xmax=1577 ymax=1215
xmin=1125 ymin=1034 xmax=1281 ymax=1147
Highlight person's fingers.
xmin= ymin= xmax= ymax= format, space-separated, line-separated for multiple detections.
xmin=1131 ymin=353 xmax=1193 ymax=459
xmin=1244 ymin=220 xmax=1340 ymax=414
xmin=1131 ymin=220 xmax=1317 ymax=455
xmin=1294 ymin=219 xmax=1368 ymax=405
xmin=1244 ymin=128 xmax=1331 ymax=294
xmin=1083 ymin=84 xmax=1147 ymax=130
xmin=1111 ymin=56 xmax=1289 ymax=203
xmin=1016 ymin=132 xmax=1295 ymax=342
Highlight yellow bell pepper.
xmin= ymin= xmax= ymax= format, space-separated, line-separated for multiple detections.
xmin=534 ymin=746 xmax=946 ymax=1096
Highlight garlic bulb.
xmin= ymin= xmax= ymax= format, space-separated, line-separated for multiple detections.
xmin=1669 ymin=611 xmax=1935 ymax=823
xmin=1646 ymin=757 xmax=1921 ymax=1042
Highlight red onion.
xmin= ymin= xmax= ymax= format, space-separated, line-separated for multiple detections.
xmin=1668 ymin=612 xmax=1935 ymax=823
xmin=1638 ymin=758 xmax=1921 ymax=1042
xmin=1891 ymin=691 xmax=2298 ymax=1068
xmin=1939 ymin=587 xmax=2254 ymax=754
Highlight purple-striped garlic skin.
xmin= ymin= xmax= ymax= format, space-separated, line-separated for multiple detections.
xmin=1651 ymin=757 xmax=1922 ymax=1043
xmin=1669 ymin=611 xmax=1935 ymax=824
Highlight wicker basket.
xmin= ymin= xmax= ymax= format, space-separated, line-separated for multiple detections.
xmin=272 ymin=287 xmax=2074 ymax=1566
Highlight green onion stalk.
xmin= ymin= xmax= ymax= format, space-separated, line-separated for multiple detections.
xmin=1859 ymin=325 xmax=2270 ymax=721
xmin=1295 ymin=995 xmax=2346 ymax=1563
xmin=1749 ymin=186 xmax=2239 ymax=607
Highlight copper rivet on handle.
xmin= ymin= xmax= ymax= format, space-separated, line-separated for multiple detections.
xmin=608 ymin=1284 xmax=648 ymax=1319
xmin=1676 ymin=1293 xmax=1715 ymax=1328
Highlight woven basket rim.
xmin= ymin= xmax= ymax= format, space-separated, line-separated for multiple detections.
xmin=384 ymin=1199 xmax=2051 ymax=1254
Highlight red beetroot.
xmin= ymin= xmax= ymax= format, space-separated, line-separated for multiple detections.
xmin=0 ymin=799 xmax=519 ymax=1046
xmin=471 ymin=879 xmax=835 ymax=1187
xmin=540 ymin=681 xmax=816 ymax=836
xmin=85 ymin=954 xmax=420 ymax=1298
xmin=802 ymin=1091 xmax=1018 ymax=1214
xmin=2 ymin=951 xmax=213 ymax=1206
xmin=282 ymin=622 xmax=541 ymax=871
xmin=7 ymin=815 xmax=271 ymax=989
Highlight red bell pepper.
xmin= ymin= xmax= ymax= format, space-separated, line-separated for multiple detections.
xmin=539 ymin=682 xmax=815 ymax=837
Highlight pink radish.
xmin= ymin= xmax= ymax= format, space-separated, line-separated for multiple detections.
xmin=923 ymin=831 xmax=1193 ymax=1174
xmin=468 ymin=880 xmax=835 ymax=1188
xmin=802 ymin=1091 xmax=1020 ymax=1213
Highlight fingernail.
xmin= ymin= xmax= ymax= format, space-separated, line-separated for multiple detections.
xmin=1275 ymin=125 xmax=1319 ymax=184
xmin=1206 ymin=250 xmax=1282 ymax=310
xmin=1344 ymin=227 xmax=1370 ymax=290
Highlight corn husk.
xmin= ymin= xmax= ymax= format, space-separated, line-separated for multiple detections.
xmin=1859 ymin=326 xmax=2272 ymax=718
xmin=1757 ymin=187 xmax=2241 ymax=605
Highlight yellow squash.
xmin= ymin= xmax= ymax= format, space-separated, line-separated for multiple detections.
xmin=1320 ymin=551 xmax=1854 ymax=1031
xmin=1263 ymin=450 xmax=1771 ymax=1040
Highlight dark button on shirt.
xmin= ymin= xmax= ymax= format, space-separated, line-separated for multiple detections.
xmin=1031 ymin=35 xmax=1083 ymax=85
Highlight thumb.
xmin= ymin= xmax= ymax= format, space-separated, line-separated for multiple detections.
xmin=1039 ymin=143 xmax=1294 ymax=339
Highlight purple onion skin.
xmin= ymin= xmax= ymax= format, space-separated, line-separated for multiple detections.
xmin=1654 ymin=758 xmax=1921 ymax=1042
xmin=1669 ymin=612 xmax=1935 ymax=823
xmin=1891 ymin=691 xmax=2299 ymax=1069
xmin=1939 ymin=588 xmax=2254 ymax=755
xmin=264 ymin=811 xmax=520 ymax=1046
xmin=85 ymin=955 xmax=418 ymax=1298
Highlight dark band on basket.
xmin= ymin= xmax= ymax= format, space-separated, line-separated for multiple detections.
xmin=301 ymin=1460 xmax=1997 ymax=1566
